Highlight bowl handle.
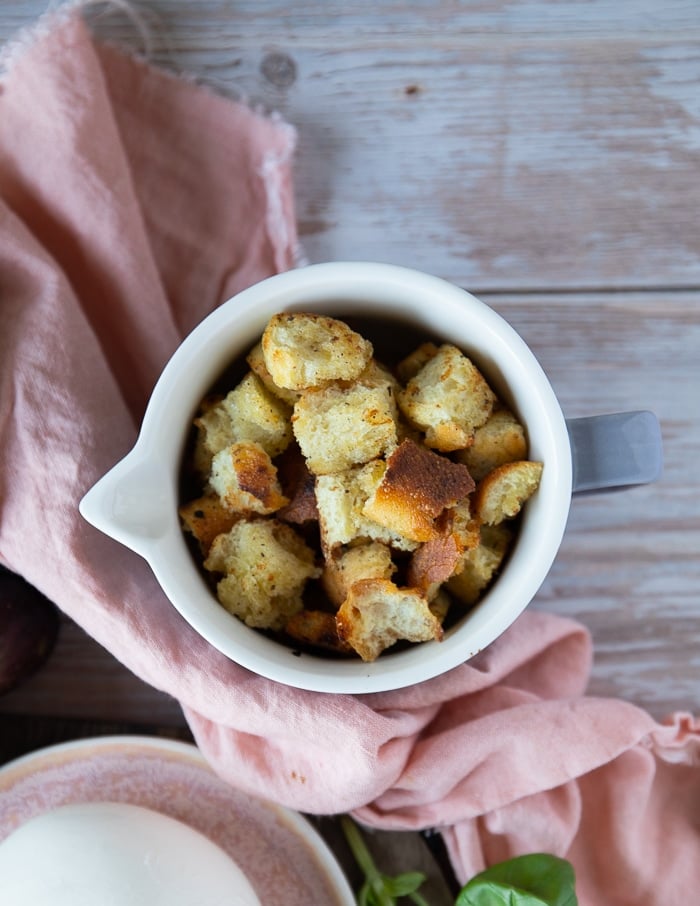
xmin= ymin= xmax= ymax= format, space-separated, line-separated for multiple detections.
xmin=79 ymin=451 xmax=173 ymax=556
xmin=566 ymin=410 xmax=663 ymax=494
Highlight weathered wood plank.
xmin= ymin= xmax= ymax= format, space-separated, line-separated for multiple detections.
xmin=1 ymin=2 xmax=699 ymax=291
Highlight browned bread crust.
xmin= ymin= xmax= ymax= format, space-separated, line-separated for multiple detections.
xmin=363 ymin=438 xmax=475 ymax=542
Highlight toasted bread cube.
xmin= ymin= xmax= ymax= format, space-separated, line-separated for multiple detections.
xmin=315 ymin=462 xmax=419 ymax=553
xmin=362 ymin=439 xmax=475 ymax=543
xmin=246 ymin=341 xmax=300 ymax=406
xmin=447 ymin=523 xmax=513 ymax=605
xmin=204 ymin=518 xmax=320 ymax=630
xmin=473 ymin=460 xmax=544 ymax=525
xmin=179 ymin=493 xmax=238 ymax=555
xmin=321 ymin=542 xmax=396 ymax=607
xmin=455 ymin=409 xmax=528 ymax=481
xmin=275 ymin=445 xmax=319 ymax=525
xmin=284 ymin=609 xmax=353 ymax=654
xmin=397 ymin=344 xmax=496 ymax=451
xmin=191 ymin=394 xmax=228 ymax=477
xmin=395 ymin=342 xmax=439 ymax=383
xmin=194 ymin=372 xmax=293 ymax=470
xmin=355 ymin=358 xmax=401 ymax=397
xmin=261 ymin=312 xmax=373 ymax=390
xmin=210 ymin=442 xmax=289 ymax=514
xmin=406 ymin=501 xmax=480 ymax=599
xmin=336 ymin=578 xmax=443 ymax=662
xmin=292 ymin=381 xmax=398 ymax=475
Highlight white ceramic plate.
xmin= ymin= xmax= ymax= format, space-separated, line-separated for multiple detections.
xmin=0 ymin=735 xmax=354 ymax=905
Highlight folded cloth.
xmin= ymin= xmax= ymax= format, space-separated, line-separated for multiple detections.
xmin=0 ymin=9 xmax=697 ymax=905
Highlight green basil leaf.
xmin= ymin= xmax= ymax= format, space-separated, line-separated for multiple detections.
xmin=455 ymin=853 xmax=578 ymax=906
xmin=381 ymin=871 xmax=427 ymax=897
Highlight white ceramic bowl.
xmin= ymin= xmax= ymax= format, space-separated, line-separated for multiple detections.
xmin=80 ymin=262 xmax=573 ymax=693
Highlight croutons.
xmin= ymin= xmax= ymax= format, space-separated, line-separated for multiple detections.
xmin=194 ymin=372 xmax=293 ymax=467
xmin=246 ymin=341 xmax=300 ymax=406
xmin=455 ymin=409 xmax=528 ymax=481
xmin=204 ymin=519 xmax=320 ymax=630
xmin=180 ymin=313 xmax=546 ymax=661
xmin=473 ymin=460 xmax=544 ymax=525
xmin=292 ymin=381 xmax=398 ymax=475
xmin=362 ymin=439 xmax=475 ymax=543
xmin=397 ymin=344 xmax=496 ymax=451
xmin=178 ymin=493 xmax=238 ymax=555
xmin=275 ymin=445 xmax=319 ymax=525
xmin=315 ymin=462 xmax=420 ymax=553
xmin=336 ymin=579 xmax=443 ymax=662
xmin=209 ymin=442 xmax=288 ymax=514
xmin=284 ymin=609 xmax=353 ymax=654
xmin=395 ymin=342 xmax=439 ymax=383
xmin=447 ymin=523 xmax=513 ymax=605
xmin=406 ymin=501 xmax=480 ymax=599
xmin=321 ymin=542 xmax=396 ymax=607
xmin=261 ymin=312 xmax=373 ymax=390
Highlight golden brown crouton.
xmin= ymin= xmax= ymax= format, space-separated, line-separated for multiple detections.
xmin=204 ymin=518 xmax=320 ymax=630
xmin=336 ymin=578 xmax=443 ymax=662
xmin=455 ymin=409 xmax=528 ymax=481
xmin=284 ymin=609 xmax=353 ymax=654
xmin=191 ymin=394 xmax=227 ymax=478
xmin=261 ymin=312 xmax=373 ymax=390
xmin=362 ymin=439 xmax=475 ymax=543
xmin=210 ymin=442 xmax=289 ymax=515
xmin=275 ymin=445 xmax=319 ymax=525
xmin=246 ymin=341 xmax=300 ymax=406
xmin=397 ymin=344 xmax=496 ymax=451
xmin=395 ymin=342 xmax=439 ymax=383
xmin=315 ymin=462 xmax=420 ymax=553
xmin=473 ymin=460 xmax=544 ymax=525
xmin=179 ymin=494 xmax=238 ymax=555
xmin=447 ymin=523 xmax=513 ymax=605
xmin=194 ymin=371 xmax=293 ymax=469
xmin=292 ymin=381 xmax=398 ymax=475
xmin=406 ymin=502 xmax=480 ymax=599
xmin=321 ymin=542 xmax=396 ymax=607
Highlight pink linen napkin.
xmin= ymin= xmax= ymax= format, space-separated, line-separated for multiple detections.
xmin=0 ymin=10 xmax=697 ymax=904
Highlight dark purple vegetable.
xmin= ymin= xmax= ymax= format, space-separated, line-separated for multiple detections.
xmin=0 ymin=565 xmax=60 ymax=695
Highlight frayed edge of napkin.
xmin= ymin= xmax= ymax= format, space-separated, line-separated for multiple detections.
xmin=0 ymin=0 xmax=154 ymax=76
xmin=0 ymin=0 xmax=308 ymax=271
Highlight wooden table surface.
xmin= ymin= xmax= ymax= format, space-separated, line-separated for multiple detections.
xmin=1 ymin=0 xmax=699 ymax=897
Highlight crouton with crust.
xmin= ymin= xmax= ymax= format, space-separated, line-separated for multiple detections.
xmin=447 ymin=523 xmax=513 ymax=605
xmin=336 ymin=578 xmax=443 ymax=662
xmin=194 ymin=371 xmax=293 ymax=469
xmin=284 ymin=609 xmax=353 ymax=654
xmin=204 ymin=518 xmax=320 ymax=630
xmin=455 ymin=408 xmax=528 ymax=481
xmin=406 ymin=501 xmax=480 ymax=599
xmin=473 ymin=460 xmax=544 ymax=525
xmin=321 ymin=542 xmax=396 ymax=607
xmin=179 ymin=493 xmax=238 ymax=555
xmin=397 ymin=344 xmax=496 ymax=451
xmin=262 ymin=312 xmax=373 ymax=390
xmin=275 ymin=445 xmax=319 ymax=525
xmin=315 ymin=462 xmax=420 ymax=553
xmin=362 ymin=439 xmax=475 ymax=543
xmin=395 ymin=342 xmax=439 ymax=383
xmin=246 ymin=341 xmax=300 ymax=405
xmin=210 ymin=442 xmax=289 ymax=515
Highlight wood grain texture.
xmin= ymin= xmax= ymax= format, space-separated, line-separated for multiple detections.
xmin=2 ymin=1 xmax=699 ymax=290
xmin=0 ymin=1 xmax=698 ymax=728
